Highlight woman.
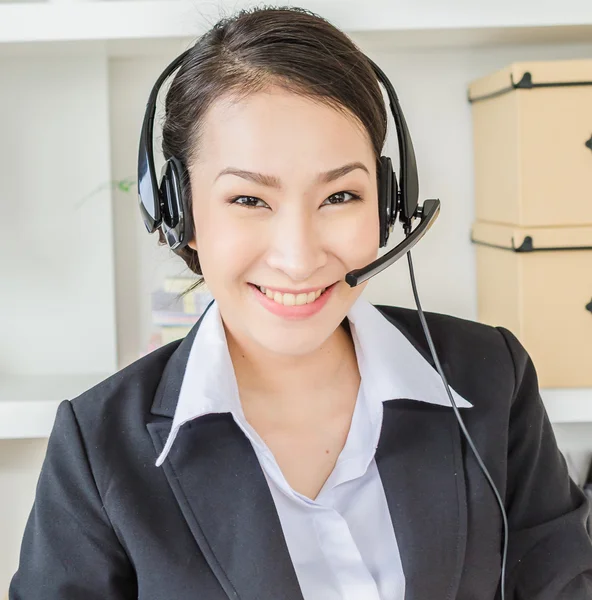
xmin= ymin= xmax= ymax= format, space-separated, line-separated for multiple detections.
xmin=9 ymin=6 xmax=592 ymax=600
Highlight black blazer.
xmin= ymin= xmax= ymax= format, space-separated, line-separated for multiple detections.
xmin=10 ymin=304 xmax=592 ymax=600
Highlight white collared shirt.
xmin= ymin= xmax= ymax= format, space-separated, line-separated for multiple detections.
xmin=156 ymin=296 xmax=472 ymax=600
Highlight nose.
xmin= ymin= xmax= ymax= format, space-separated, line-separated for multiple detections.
xmin=265 ymin=206 xmax=328 ymax=282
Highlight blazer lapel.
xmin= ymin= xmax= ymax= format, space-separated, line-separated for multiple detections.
xmin=146 ymin=311 xmax=304 ymax=600
xmin=373 ymin=304 xmax=469 ymax=600
xmin=376 ymin=399 xmax=468 ymax=600
xmin=147 ymin=417 xmax=304 ymax=600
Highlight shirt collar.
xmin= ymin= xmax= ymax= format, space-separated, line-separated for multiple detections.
xmin=155 ymin=296 xmax=472 ymax=467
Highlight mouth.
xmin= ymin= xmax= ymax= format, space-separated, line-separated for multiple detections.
xmin=248 ymin=282 xmax=337 ymax=306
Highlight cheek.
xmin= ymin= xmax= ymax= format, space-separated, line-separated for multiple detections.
xmin=358 ymin=208 xmax=381 ymax=250
xmin=332 ymin=205 xmax=380 ymax=264
xmin=193 ymin=207 xmax=262 ymax=277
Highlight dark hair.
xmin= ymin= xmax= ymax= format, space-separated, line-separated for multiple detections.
xmin=160 ymin=4 xmax=388 ymax=290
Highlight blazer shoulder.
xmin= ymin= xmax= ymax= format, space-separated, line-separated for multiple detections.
xmin=67 ymin=339 xmax=183 ymax=424
xmin=374 ymin=302 xmax=509 ymax=351
xmin=374 ymin=303 xmax=519 ymax=404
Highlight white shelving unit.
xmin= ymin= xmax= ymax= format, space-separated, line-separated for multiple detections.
xmin=1 ymin=0 xmax=592 ymax=57
xmin=1 ymin=0 xmax=591 ymax=591
xmin=0 ymin=374 xmax=111 ymax=439
xmin=541 ymin=389 xmax=592 ymax=424
xmin=0 ymin=381 xmax=589 ymax=440
xmin=1 ymin=0 xmax=592 ymax=42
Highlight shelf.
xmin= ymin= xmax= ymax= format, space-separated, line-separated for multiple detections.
xmin=1 ymin=0 xmax=592 ymax=56
xmin=0 ymin=374 xmax=112 ymax=439
xmin=0 ymin=373 xmax=590 ymax=439
xmin=540 ymin=388 xmax=592 ymax=424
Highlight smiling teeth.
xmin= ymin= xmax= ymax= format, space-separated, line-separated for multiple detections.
xmin=258 ymin=286 xmax=326 ymax=306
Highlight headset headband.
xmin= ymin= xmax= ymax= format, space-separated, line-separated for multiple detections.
xmin=137 ymin=48 xmax=419 ymax=233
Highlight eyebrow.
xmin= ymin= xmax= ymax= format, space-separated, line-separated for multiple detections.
xmin=214 ymin=161 xmax=370 ymax=189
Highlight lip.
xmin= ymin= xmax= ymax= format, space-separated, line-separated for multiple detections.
xmin=249 ymin=281 xmax=338 ymax=319
xmin=251 ymin=284 xmax=331 ymax=295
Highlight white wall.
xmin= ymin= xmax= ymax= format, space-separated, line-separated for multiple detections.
xmin=0 ymin=53 xmax=117 ymax=377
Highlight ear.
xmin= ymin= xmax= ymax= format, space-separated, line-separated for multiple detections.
xmin=185 ymin=207 xmax=197 ymax=252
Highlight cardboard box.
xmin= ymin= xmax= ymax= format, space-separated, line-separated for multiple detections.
xmin=471 ymin=221 xmax=592 ymax=388
xmin=468 ymin=59 xmax=592 ymax=227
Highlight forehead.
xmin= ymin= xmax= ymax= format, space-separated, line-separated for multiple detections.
xmin=196 ymin=87 xmax=373 ymax=170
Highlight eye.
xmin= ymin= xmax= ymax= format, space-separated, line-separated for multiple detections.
xmin=322 ymin=191 xmax=362 ymax=206
xmin=228 ymin=196 xmax=269 ymax=209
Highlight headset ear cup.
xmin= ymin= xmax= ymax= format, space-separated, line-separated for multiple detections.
xmin=390 ymin=169 xmax=399 ymax=237
xmin=378 ymin=155 xmax=397 ymax=247
xmin=158 ymin=156 xmax=192 ymax=250
xmin=170 ymin=155 xmax=194 ymax=248
xmin=377 ymin=156 xmax=387 ymax=248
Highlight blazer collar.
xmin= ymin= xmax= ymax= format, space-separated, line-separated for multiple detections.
xmin=151 ymin=296 xmax=472 ymax=466
xmin=147 ymin=297 xmax=470 ymax=600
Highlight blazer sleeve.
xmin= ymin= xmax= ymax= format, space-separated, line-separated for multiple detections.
xmin=9 ymin=399 xmax=137 ymax=599
xmin=497 ymin=326 xmax=592 ymax=600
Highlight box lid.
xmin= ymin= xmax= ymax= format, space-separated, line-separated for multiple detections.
xmin=471 ymin=221 xmax=592 ymax=252
xmin=467 ymin=59 xmax=592 ymax=103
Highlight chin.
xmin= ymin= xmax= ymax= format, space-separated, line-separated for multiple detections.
xmin=249 ymin=324 xmax=335 ymax=357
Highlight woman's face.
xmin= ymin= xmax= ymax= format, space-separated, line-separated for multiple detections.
xmin=187 ymin=85 xmax=380 ymax=357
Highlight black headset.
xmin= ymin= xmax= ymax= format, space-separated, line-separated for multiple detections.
xmin=137 ymin=49 xmax=440 ymax=287
xmin=137 ymin=45 xmax=508 ymax=600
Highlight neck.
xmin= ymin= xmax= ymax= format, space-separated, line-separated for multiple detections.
xmin=225 ymin=319 xmax=359 ymax=420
